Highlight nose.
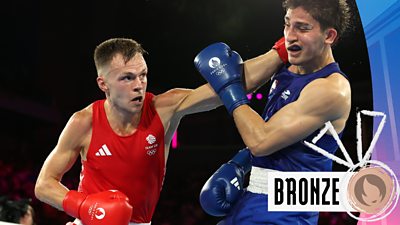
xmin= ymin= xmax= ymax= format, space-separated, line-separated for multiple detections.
xmin=132 ymin=77 xmax=144 ymax=92
xmin=284 ymin=26 xmax=297 ymax=44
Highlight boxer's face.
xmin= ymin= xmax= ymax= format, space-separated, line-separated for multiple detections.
xmin=284 ymin=7 xmax=331 ymax=68
xmin=98 ymin=53 xmax=148 ymax=115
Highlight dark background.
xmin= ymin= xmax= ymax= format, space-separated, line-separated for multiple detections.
xmin=1 ymin=0 xmax=372 ymax=224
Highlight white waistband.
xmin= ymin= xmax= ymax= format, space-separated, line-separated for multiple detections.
xmin=246 ymin=166 xmax=279 ymax=195
xmin=73 ymin=219 xmax=151 ymax=225
xmin=0 ymin=222 xmax=19 ymax=225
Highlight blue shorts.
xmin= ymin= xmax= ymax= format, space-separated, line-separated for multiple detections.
xmin=218 ymin=191 xmax=319 ymax=225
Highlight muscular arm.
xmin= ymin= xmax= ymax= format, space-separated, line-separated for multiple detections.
xmin=156 ymin=47 xmax=283 ymax=143
xmin=172 ymin=48 xmax=283 ymax=113
xmin=161 ymin=49 xmax=283 ymax=117
xmin=232 ymin=75 xmax=351 ymax=156
xmin=243 ymin=50 xmax=283 ymax=92
xmin=154 ymin=84 xmax=221 ymax=144
xmin=35 ymin=110 xmax=90 ymax=210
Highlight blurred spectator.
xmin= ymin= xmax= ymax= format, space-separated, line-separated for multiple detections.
xmin=0 ymin=196 xmax=35 ymax=225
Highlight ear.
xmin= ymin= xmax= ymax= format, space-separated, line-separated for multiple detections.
xmin=97 ymin=75 xmax=109 ymax=93
xmin=324 ymin=28 xmax=338 ymax=45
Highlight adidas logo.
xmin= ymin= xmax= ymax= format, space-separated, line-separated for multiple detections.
xmin=230 ymin=177 xmax=240 ymax=190
xmin=95 ymin=144 xmax=112 ymax=156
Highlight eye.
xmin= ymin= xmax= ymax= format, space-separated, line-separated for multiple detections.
xmin=298 ymin=24 xmax=313 ymax=32
xmin=139 ymin=73 xmax=147 ymax=80
xmin=284 ymin=22 xmax=290 ymax=28
xmin=121 ymin=75 xmax=133 ymax=81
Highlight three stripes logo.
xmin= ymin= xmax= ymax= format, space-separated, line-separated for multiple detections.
xmin=230 ymin=177 xmax=240 ymax=190
xmin=95 ymin=144 xmax=112 ymax=156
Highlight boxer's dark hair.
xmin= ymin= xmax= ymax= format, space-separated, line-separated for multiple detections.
xmin=283 ymin=0 xmax=351 ymax=42
xmin=94 ymin=38 xmax=148 ymax=71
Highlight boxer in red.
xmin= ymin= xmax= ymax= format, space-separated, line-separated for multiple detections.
xmin=35 ymin=38 xmax=282 ymax=225
xmin=34 ymin=38 xmax=284 ymax=224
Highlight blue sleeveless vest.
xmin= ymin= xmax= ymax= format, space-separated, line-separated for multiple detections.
xmin=252 ymin=63 xmax=348 ymax=171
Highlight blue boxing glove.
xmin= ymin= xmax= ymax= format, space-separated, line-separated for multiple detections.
xmin=199 ymin=148 xmax=252 ymax=216
xmin=194 ymin=43 xmax=249 ymax=114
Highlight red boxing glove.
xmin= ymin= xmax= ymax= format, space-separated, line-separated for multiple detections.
xmin=272 ymin=37 xmax=288 ymax=64
xmin=63 ymin=190 xmax=133 ymax=225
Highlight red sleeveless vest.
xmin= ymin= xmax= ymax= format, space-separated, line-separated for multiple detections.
xmin=78 ymin=92 xmax=165 ymax=223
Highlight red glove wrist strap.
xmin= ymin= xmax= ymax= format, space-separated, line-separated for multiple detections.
xmin=272 ymin=37 xmax=288 ymax=64
xmin=63 ymin=190 xmax=87 ymax=219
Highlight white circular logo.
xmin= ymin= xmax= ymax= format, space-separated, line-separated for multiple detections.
xmin=95 ymin=207 xmax=106 ymax=220
xmin=208 ymin=57 xmax=221 ymax=68
xmin=342 ymin=161 xmax=399 ymax=222
xmin=146 ymin=134 xmax=156 ymax=144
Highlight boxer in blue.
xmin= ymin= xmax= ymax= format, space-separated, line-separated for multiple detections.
xmin=195 ymin=0 xmax=352 ymax=224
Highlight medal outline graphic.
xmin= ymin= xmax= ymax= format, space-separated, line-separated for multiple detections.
xmin=303 ymin=110 xmax=400 ymax=222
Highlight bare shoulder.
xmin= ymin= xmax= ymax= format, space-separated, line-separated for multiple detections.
xmin=152 ymin=88 xmax=194 ymax=132
xmin=326 ymin=72 xmax=351 ymax=92
xmin=299 ymin=72 xmax=351 ymax=121
xmin=67 ymin=103 xmax=93 ymax=132
xmin=303 ymin=73 xmax=350 ymax=101
xmin=56 ymin=103 xmax=94 ymax=151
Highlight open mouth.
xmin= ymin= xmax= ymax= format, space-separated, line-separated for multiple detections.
xmin=287 ymin=45 xmax=302 ymax=52
xmin=131 ymin=96 xmax=143 ymax=102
